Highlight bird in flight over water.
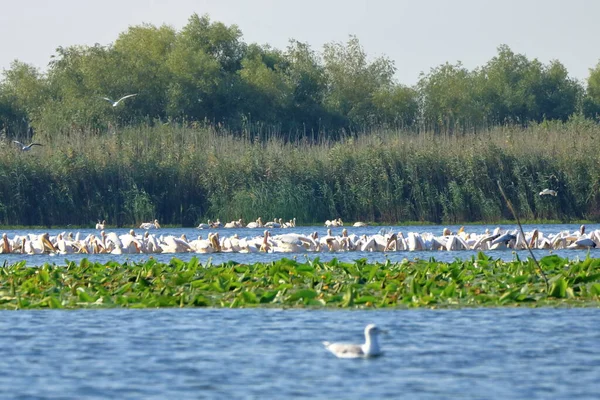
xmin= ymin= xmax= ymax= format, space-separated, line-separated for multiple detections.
xmin=102 ymin=94 xmax=138 ymax=107
xmin=13 ymin=141 xmax=43 ymax=151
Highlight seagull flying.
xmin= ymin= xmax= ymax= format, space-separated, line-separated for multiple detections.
xmin=102 ymin=94 xmax=138 ymax=107
xmin=13 ymin=141 xmax=43 ymax=151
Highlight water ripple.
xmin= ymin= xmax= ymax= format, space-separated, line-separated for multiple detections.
xmin=0 ymin=308 xmax=599 ymax=399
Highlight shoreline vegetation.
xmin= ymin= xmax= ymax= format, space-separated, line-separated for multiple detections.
xmin=2 ymin=14 xmax=600 ymax=228
xmin=1 ymin=119 xmax=600 ymax=227
xmin=1 ymin=254 xmax=599 ymax=310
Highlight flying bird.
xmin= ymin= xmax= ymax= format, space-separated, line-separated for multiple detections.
xmin=539 ymin=188 xmax=558 ymax=196
xmin=13 ymin=141 xmax=43 ymax=151
xmin=102 ymin=94 xmax=138 ymax=107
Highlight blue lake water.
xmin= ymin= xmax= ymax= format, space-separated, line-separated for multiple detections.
xmin=1 ymin=223 xmax=599 ymax=266
xmin=0 ymin=307 xmax=598 ymax=399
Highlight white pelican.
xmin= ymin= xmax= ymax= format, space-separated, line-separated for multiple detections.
xmin=95 ymin=220 xmax=106 ymax=230
xmin=21 ymin=237 xmax=32 ymax=254
xmin=490 ymin=232 xmax=517 ymax=249
xmin=119 ymin=230 xmax=142 ymax=253
xmin=447 ymin=235 xmax=469 ymax=251
xmin=385 ymin=232 xmax=407 ymax=251
xmin=264 ymin=219 xmax=281 ymax=229
xmin=102 ymin=93 xmax=137 ymax=107
xmin=197 ymin=220 xmax=211 ymax=229
xmin=1 ymin=233 xmax=12 ymax=253
xmin=283 ymin=218 xmax=296 ymax=228
xmin=339 ymin=228 xmax=358 ymax=251
xmin=25 ymin=233 xmax=55 ymax=254
xmin=13 ymin=141 xmax=43 ymax=151
xmin=323 ymin=324 xmax=386 ymax=358
xmin=222 ymin=234 xmax=241 ymax=252
xmin=246 ymin=217 xmax=263 ymax=228
xmin=142 ymin=232 xmax=162 ymax=253
xmin=224 ymin=219 xmax=243 ymax=228
xmin=238 ymin=237 xmax=259 ymax=253
xmin=259 ymin=230 xmax=272 ymax=252
xmin=160 ymin=235 xmax=192 ymax=253
xmin=272 ymin=233 xmax=308 ymax=252
xmin=321 ymin=228 xmax=341 ymax=252
xmin=55 ymin=233 xmax=74 ymax=254
xmin=407 ymin=232 xmax=424 ymax=251
xmin=539 ymin=188 xmax=557 ymax=196
xmin=140 ymin=219 xmax=161 ymax=229
xmin=189 ymin=234 xmax=219 ymax=253
xmin=325 ymin=218 xmax=343 ymax=227
xmin=567 ymin=237 xmax=597 ymax=250
xmin=103 ymin=231 xmax=122 ymax=253
xmin=353 ymin=221 xmax=368 ymax=227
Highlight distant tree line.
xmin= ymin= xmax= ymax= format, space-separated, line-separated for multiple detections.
xmin=2 ymin=13 xmax=600 ymax=139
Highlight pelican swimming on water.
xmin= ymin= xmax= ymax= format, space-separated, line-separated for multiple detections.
xmin=102 ymin=94 xmax=138 ymax=107
xmin=139 ymin=219 xmax=160 ymax=229
xmin=246 ymin=217 xmax=263 ymax=229
xmin=323 ymin=324 xmax=386 ymax=358
xmin=197 ymin=220 xmax=211 ymax=229
xmin=95 ymin=220 xmax=106 ymax=230
xmin=13 ymin=141 xmax=43 ymax=151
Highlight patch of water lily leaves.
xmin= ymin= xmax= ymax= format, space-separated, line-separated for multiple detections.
xmin=1 ymin=253 xmax=600 ymax=309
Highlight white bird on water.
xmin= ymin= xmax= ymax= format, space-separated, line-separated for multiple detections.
xmin=539 ymin=188 xmax=557 ymax=196
xmin=139 ymin=219 xmax=161 ymax=229
xmin=323 ymin=324 xmax=386 ymax=358
xmin=13 ymin=141 xmax=43 ymax=151
xmin=102 ymin=94 xmax=137 ymax=107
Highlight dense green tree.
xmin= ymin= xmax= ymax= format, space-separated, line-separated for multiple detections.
xmin=583 ymin=61 xmax=600 ymax=119
xmin=533 ymin=60 xmax=582 ymax=121
xmin=418 ymin=62 xmax=482 ymax=132
xmin=174 ymin=14 xmax=247 ymax=123
xmin=179 ymin=14 xmax=245 ymax=73
xmin=111 ymin=23 xmax=177 ymax=121
xmin=282 ymin=40 xmax=329 ymax=136
xmin=0 ymin=61 xmax=47 ymax=135
xmin=478 ymin=45 xmax=583 ymax=125
xmin=0 ymin=16 xmax=593 ymax=140
xmin=238 ymin=44 xmax=292 ymax=125
xmin=479 ymin=45 xmax=537 ymax=125
xmin=165 ymin=35 xmax=221 ymax=120
xmin=371 ymin=84 xmax=419 ymax=128
xmin=322 ymin=35 xmax=396 ymax=129
xmin=42 ymin=44 xmax=120 ymax=132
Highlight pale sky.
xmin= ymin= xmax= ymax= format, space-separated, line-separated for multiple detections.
xmin=2 ymin=0 xmax=599 ymax=86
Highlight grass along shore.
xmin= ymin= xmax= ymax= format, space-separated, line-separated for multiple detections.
xmin=1 ymin=254 xmax=599 ymax=309
xmin=1 ymin=117 xmax=600 ymax=227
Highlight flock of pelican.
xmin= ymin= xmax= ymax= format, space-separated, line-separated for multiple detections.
xmin=0 ymin=225 xmax=597 ymax=256
xmin=197 ymin=217 xmax=297 ymax=229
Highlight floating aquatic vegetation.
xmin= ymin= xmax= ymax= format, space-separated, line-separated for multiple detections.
xmin=0 ymin=254 xmax=599 ymax=309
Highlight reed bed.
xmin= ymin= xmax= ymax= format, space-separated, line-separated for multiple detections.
xmin=0 ymin=254 xmax=599 ymax=309
xmin=1 ymin=117 xmax=600 ymax=226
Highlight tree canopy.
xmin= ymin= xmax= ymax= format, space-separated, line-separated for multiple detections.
xmin=0 ymin=13 xmax=597 ymax=139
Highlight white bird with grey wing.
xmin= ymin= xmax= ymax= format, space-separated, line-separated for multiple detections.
xmin=539 ymin=188 xmax=557 ymax=196
xmin=323 ymin=324 xmax=386 ymax=358
xmin=102 ymin=93 xmax=137 ymax=107
xmin=13 ymin=141 xmax=43 ymax=151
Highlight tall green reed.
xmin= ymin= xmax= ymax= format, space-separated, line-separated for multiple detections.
xmin=0 ymin=118 xmax=599 ymax=226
